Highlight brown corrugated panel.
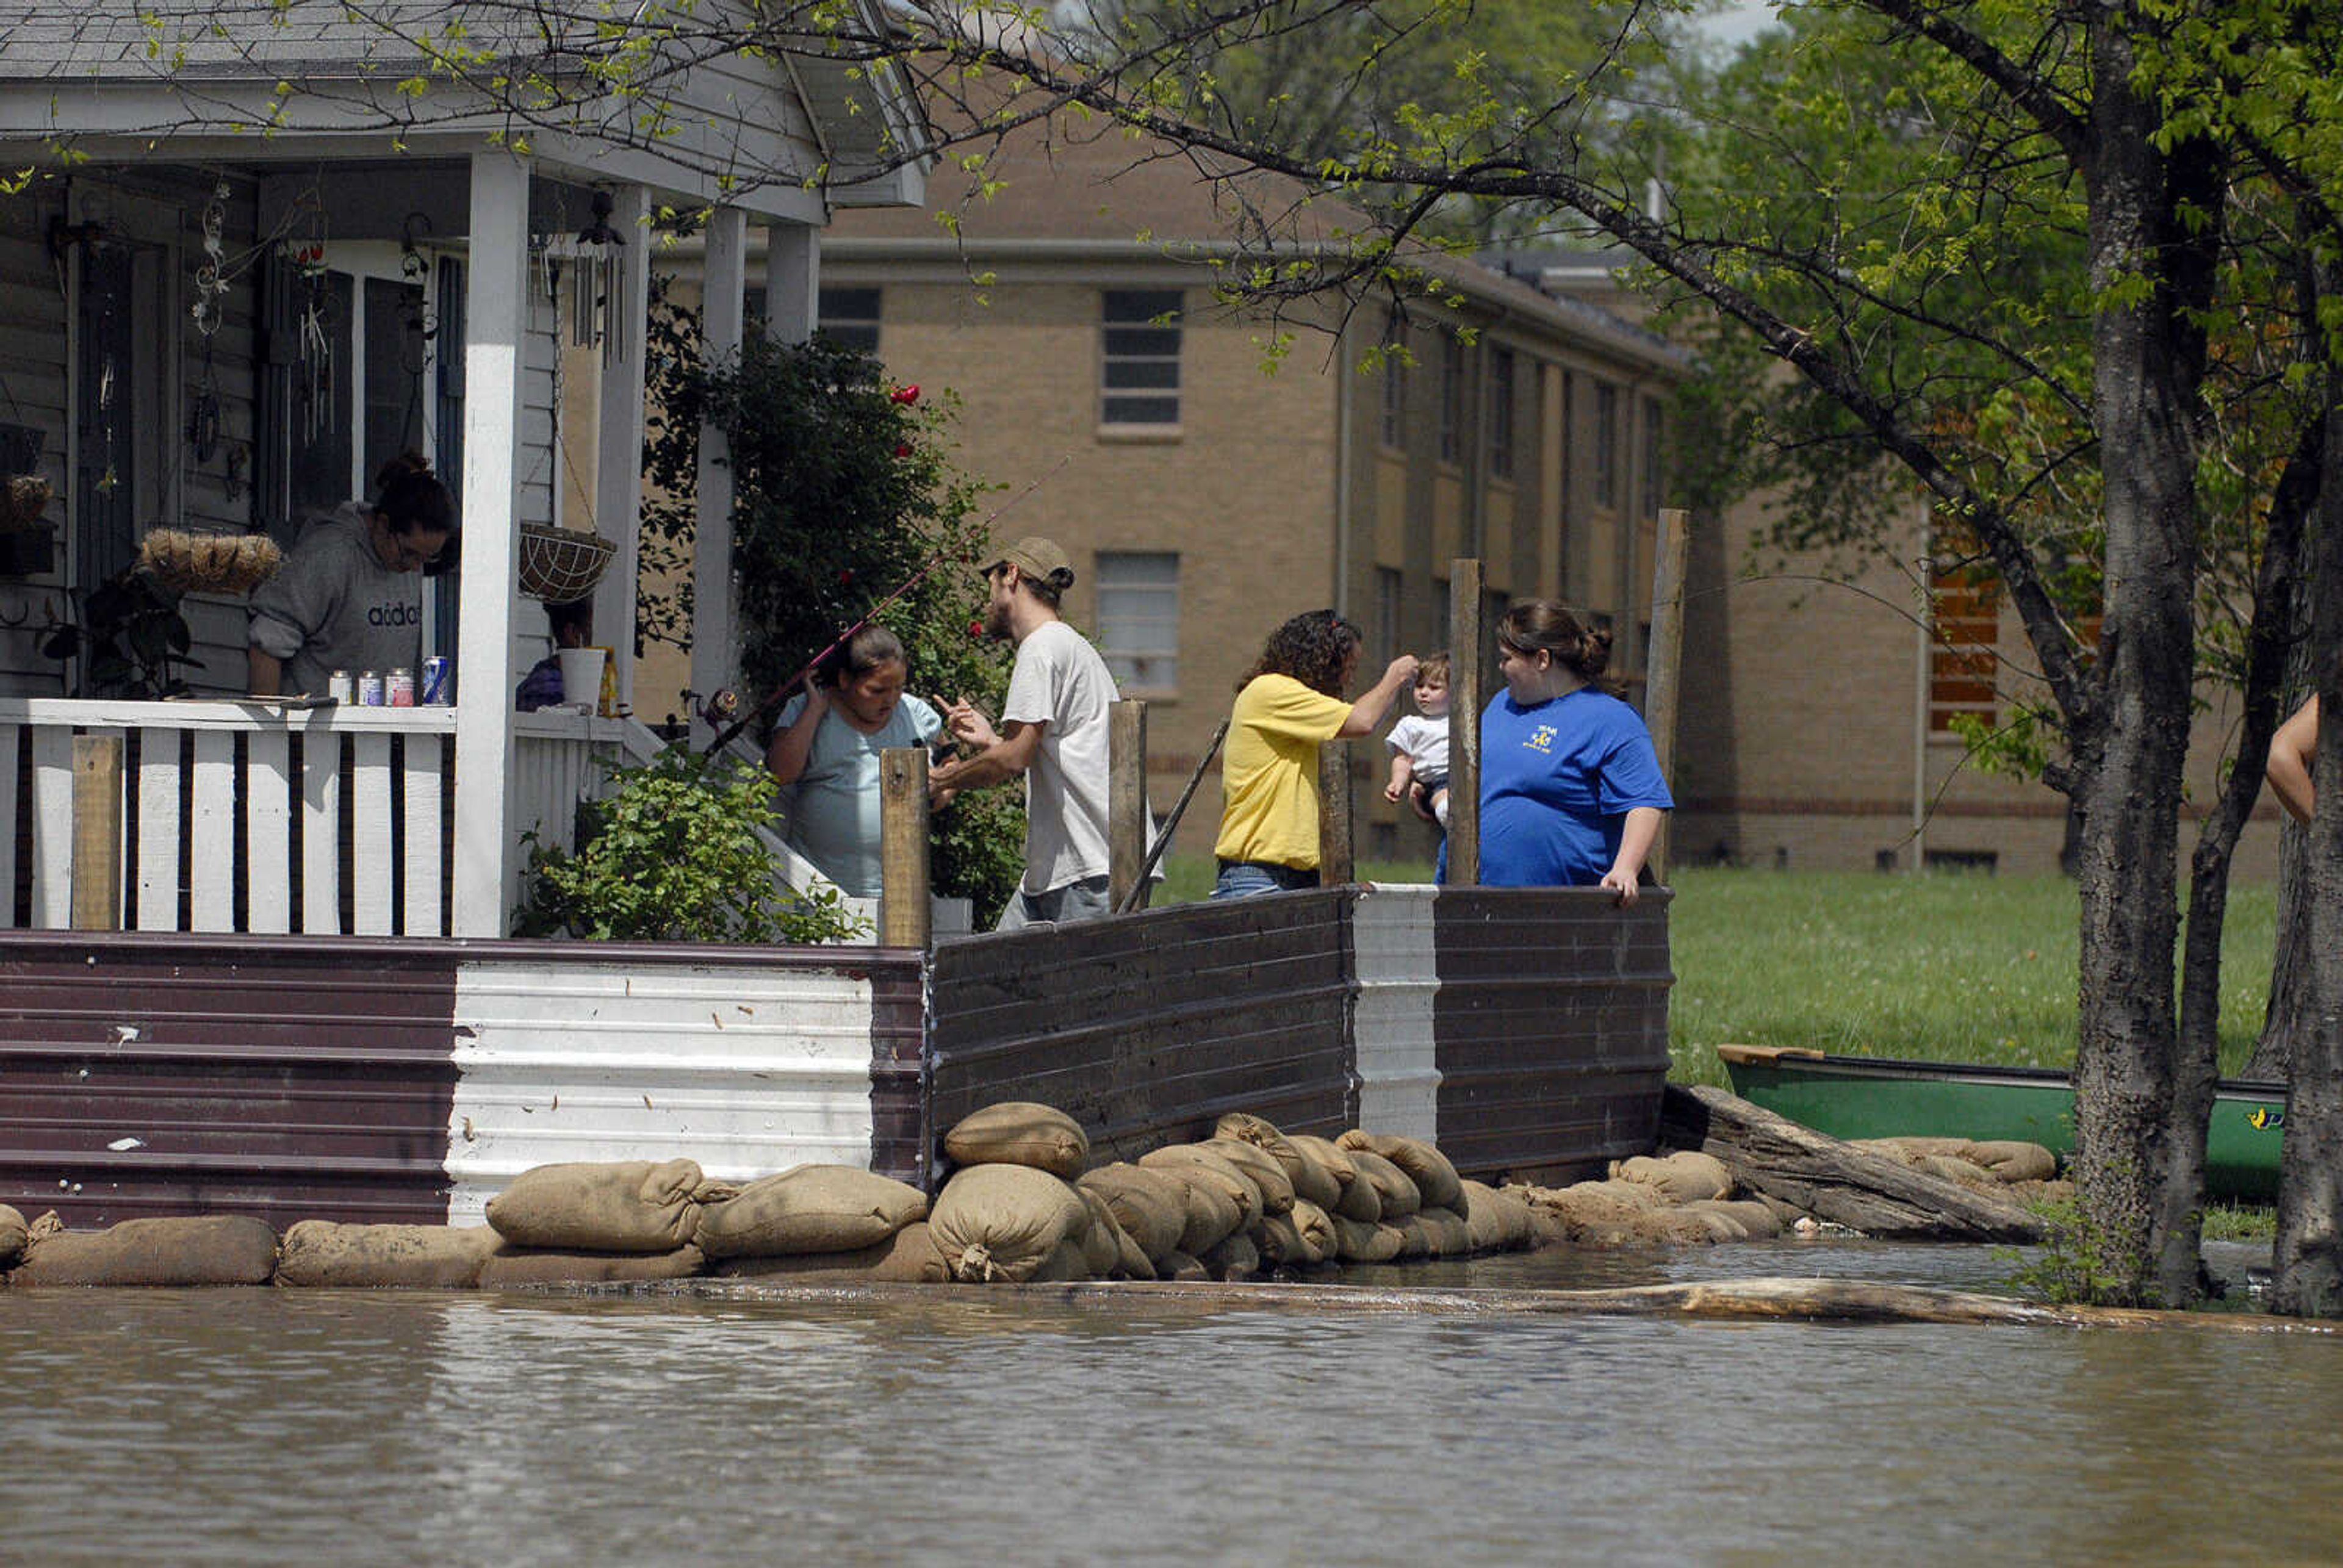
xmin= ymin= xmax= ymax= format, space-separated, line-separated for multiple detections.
xmin=863 ymin=956 xmax=929 ymax=1188
xmin=0 ymin=931 xmax=459 ymax=1228
xmin=927 ymin=892 xmax=1355 ymax=1180
xmin=1433 ymin=887 xmax=1673 ymax=1184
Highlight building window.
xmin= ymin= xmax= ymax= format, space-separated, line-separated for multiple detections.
xmin=1096 ymin=550 xmax=1180 ymax=689
xmin=1594 ymin=383 xmax=1620 ymax=509
xmin=1929 ymin=521 xmax=2000 ymax=734
xmin=1488 ymin=348 xmax=1516 ymax=480
xmin=1642 ymin=397 xmax=1665 ymax=516
xmin=1101 ymin=290 xmax=1182 ymax=425
xmin=818 ymin=286 xmax=880 ymax=352
xmin=1379 ymin=323 xmax=1407 ymax=451
xmin=1438 ymin=336 xmax=1464 ymax=464
xmin=1377 ymin=567 xmax=1404 ymax=663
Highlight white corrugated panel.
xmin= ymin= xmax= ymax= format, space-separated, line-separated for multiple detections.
xmin=444 ymin=957 xmax=880 ymax=1221
xmin=1353 ymin=884 xmax=1442 ymax=1138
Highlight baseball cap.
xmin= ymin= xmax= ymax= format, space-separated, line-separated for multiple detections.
xmin=982 ymin=536 xmax=1075 ymax=588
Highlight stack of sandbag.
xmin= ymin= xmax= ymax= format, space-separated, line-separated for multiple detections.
xmin=930 ymin=1102 xmax=1110 ymax=1282
xmin=7 ymin=1212 xmax=279 ymax=1286
xmin=479 ymin=1158 xmax=718 ymax=1286
xmin=702 ymin=1166 xmax=944 ymax=1284
xmin=1514 ymin=1149 xmax=1800 ymax=1245
xmin=276 ymin=1223 xmax=506 ymax=1289
xmin=1854 ymin=1137 xmax=2069 ymax=1202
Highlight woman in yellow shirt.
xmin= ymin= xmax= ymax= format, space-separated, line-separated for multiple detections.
xmin=1212 ymin=610 xmax=1420 ymax=899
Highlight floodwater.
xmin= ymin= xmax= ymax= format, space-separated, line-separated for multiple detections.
xmin=4 ymin=1242 xmax=2339 ymax=1567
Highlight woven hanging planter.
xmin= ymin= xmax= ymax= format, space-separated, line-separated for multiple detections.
xmin=518 ymin=523 xmax=616 ymax=602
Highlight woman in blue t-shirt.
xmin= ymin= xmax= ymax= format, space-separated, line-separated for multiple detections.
xmin=1476 ymin=600 xmax=1673 ymax=902
xmin=765 ymin=625 xmax=942 ymax=898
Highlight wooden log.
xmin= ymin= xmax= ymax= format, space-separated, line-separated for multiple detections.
xmin=1447 ymin=559 xmax=1483 ymax=885
xmin=1110 ymin=699 xmax=1148 ymax=913
xmin=1317 ymin=738 xmax=1353 ymax=886
xmin=71 ymin=734 xmax=124 ymax=932
xmin=1660 ymin=1082 xmax=2046 ymax=1242
xmin=879 ymin=747 xmax=930 ymax=949
xmin=1643 ymin=507 xmax=1690 ymax=881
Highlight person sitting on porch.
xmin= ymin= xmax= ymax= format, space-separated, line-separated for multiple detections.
xmin=514 ymin=599 xmax=596 ymax=712
xmin=765 ymin=625 xmax=943 ymax=900
xmin=1211 ymin=610 xmax=1418 ymax=900
xmin=247 ymin=453 xmax=455 ymax=697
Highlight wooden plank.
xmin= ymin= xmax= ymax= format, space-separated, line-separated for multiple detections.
xmin=135 ymin=727 xmax=182 ymax=930
xmin=403 ymin=731 xmax=445 ymax=936
xmin=188 ymin=729 xmax=236 ymax=932
xmin=69 ymin=734 xmax=124 ymax=931
xmin=301 ymin=732 xmax=342 ymax=935
xmin=879 ymin=747 xmax=930 ymax=949
xmin=245 ymin=727 xmax=293 ymax=934
xmin=351 ymin=731 xmax=394 ymax=935
xmin=29 ymin=723 xmax=72 ymax=928
xmin=0 ymin=721 xmax=21 ymax=928
xmin=1643 ymin=507 xmax=1690 ymax=881
xmin=1447 ymin=561 xmax=1484 ymax=885
xmin=1658 ymin=1083 xmax=2045 ymax=1242
xmin=1109 ymin=699 xmax=1146 ymax=913
xmin=1317 ymin=738 xmax=1353 ymax=886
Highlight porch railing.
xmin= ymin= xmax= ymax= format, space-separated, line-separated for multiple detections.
xmin=0 ymin=699 xmax=882 ymax=938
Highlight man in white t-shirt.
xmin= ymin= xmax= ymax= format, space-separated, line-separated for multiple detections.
xmin=929 ymin=536 xmax=1118 ymax=930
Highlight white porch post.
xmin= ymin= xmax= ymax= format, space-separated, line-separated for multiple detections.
xmin=689 ymin=205 xmax=747 ymax=749
xmin=593 ymin=182 xmax=654 ymax=717
xmin=764 ymin=221 xmax=818 ymax=344
xmin=452 ymin=149 xmax=533 ymax=937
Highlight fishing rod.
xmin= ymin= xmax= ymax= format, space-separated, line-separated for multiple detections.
xmin=699 ymin=457 xmax=1068 ymax=759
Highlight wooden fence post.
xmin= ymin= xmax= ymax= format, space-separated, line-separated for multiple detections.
xmin=1644 ymin=507 xmax=1691 ymax=883
xmin=1318 ymin=738 xmax=1354 ymax=886
xmin=71 ymin=734 xmax=124 ymax=932
xmin=879 ymin=747 xmax=930 ymax=949
xmin=1110 ymin=699 xmax=1148 ymax=913
xmin=1448 ymin=560 xmax=1485 ymax=885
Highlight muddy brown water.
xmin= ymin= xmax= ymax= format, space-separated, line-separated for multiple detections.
xmin=3 ymin=1240 xmax=2338 ymax=1566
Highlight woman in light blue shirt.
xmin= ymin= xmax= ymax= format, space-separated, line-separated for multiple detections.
xmin=765 ymin=626 xmax=942 ymax=897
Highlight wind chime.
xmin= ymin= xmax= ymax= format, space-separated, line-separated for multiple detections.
xmin=536 ymin=189 xmax=628 ymax=364
xmin=281 ymin=223 xmax=333 ymax=446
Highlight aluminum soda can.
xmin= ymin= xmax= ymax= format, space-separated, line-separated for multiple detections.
xmin=387 ymin=667 xmax=416 ymax=707
xmin=420 ymin=655 xmax=452 ymax=706
xmin=358 ymin=670 xmax=385 ymax=707
xmin=326 ymin=669 xmax=353 ymax=703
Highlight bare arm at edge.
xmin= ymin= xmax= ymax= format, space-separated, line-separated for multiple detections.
xmin=2267 ymin=694 xmax=2319 ymax=826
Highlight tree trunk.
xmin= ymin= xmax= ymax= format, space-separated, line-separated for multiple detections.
xmin=2252 ymin=827 xmax=2312 ymax=1079
xmin=2067 ymin=19 xmax=2212 ymax=1306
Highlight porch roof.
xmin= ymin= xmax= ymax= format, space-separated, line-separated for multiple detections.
xmin=0 ymin=0 xmax=926 ymax=215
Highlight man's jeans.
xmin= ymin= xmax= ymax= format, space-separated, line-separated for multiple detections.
xmin=994 ymin=874 xmax=1114 ymax=931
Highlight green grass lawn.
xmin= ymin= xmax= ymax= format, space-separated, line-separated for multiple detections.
xmin=1156 ymin=856 xmax=2279 ymax=1090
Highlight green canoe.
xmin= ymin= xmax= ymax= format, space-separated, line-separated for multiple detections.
xmin=1717 ymin=1044 xmax=2288 ymax=1203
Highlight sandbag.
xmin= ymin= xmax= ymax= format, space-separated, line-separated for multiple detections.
xmin=928 ymin=1164 xmax=1088 ymax=1283
xmin=1459 ymin=1181 xmax=1533 ymax=1253
xmin=1287 ymin=1199 xmax=1336 ymax=1265
xmin=1342 ymin=1147 xmax=1420 ymax=1219
xmin=1966 ymin=1141 xmax=2059 ymax=1183
xmin=1077 ymin=1163 xmax=1188 ymax=1265
xmin=477 ymin=1245 xmax=705 ymax=1287
xmin=943 ymin=1101 xmax=1089 ymax=1181
xmin=0 ymin=1203 xmax=24 ymax=1267
xmin=1339 ymin=1131 xmax=1464 ymax=1214
xmin=1682 ymin=1199 xmax=1784 ymax=1240
xmin=1157 ymin=1167 xmax=1244 ymax=1257
xmin=1139 ymin=1145 xmax=1261 ymax=1228
xmin=484 ymin=1159 xmax=708 ymax=1253
xmin=695 ymin=1166 xmax=928 ymax=1260
xmin=275 ymin=1221 xmax=504 ymax=1289
xmin=1287 ymin=1134 xmax=1362 ymax=1212
xmin=10 ymin=1215 xmax=278 ymax=1287
xmin=1201 ymin=1229 xmax=1260 ymax=1282
xmin=1854 ymin=1136 xmax=1976 ymax=1162
xmin=1028 ymin=1237 xmax=1095 ymax=1283
xmin=1076 ymin=1188 xmax=1126 ymax=1277
xmin=713 ymin=1223 xmax=949 ymax=1284
xmin=1200 ymin=1137 xmax=1296 ymax=1215
xmin=1158 ymin=1248 xmax=1209 ymax=1283
xmin=1254 ymin=1210 xmax=1310 ymax=1267
xmin=1109 ymin=1217 xmax=1156 ymax=1280
xmin=1213 ymin=1113 xmax=1315 ymax=1196
xmin=1612 ymin=1151 xmax=1733 ymax=1206
xmin=1415 ymin=1206 xmax=1472 ymax=1257
xmin=1328 ymin=1212 xmax=1405 ymax=1264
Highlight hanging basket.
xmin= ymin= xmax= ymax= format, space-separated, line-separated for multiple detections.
xmin=135 ymin=528 xmax=283 ymax=597
xmin=518 ymin=523 xmax=616 ymax=603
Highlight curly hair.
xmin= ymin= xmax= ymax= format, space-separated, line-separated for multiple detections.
xmin=1237 ymin=609 xmax=1362 ymax=698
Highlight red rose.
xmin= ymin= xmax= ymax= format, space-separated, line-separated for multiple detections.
xmin=894 ymin=442 xmax=912 ymax=458
xmin=890 ymin=384 xmax=920 ymax=405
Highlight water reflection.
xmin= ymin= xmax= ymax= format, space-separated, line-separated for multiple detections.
xmin=2 ymin=1256 xmax=2336 ymax=1567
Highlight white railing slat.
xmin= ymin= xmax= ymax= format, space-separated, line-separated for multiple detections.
xmin=403 ymin=732 xmax=445 ymax=937
xmin=247 ymin=728 xmax=293 ymax=934
xmin=135 ymin=727 xmax=184 ymax=930
xmin=189 ymin=729 xmax=236 ymax=932
xmin=351 ymin=731 xmax=394 ymax=935
xmin=30 ymin=725 xmax=72 ymax=929
xmin=301 ymin=730 xmax=342 ymax=935
xmin=0 ymin=721 xmax=20 ymax=930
